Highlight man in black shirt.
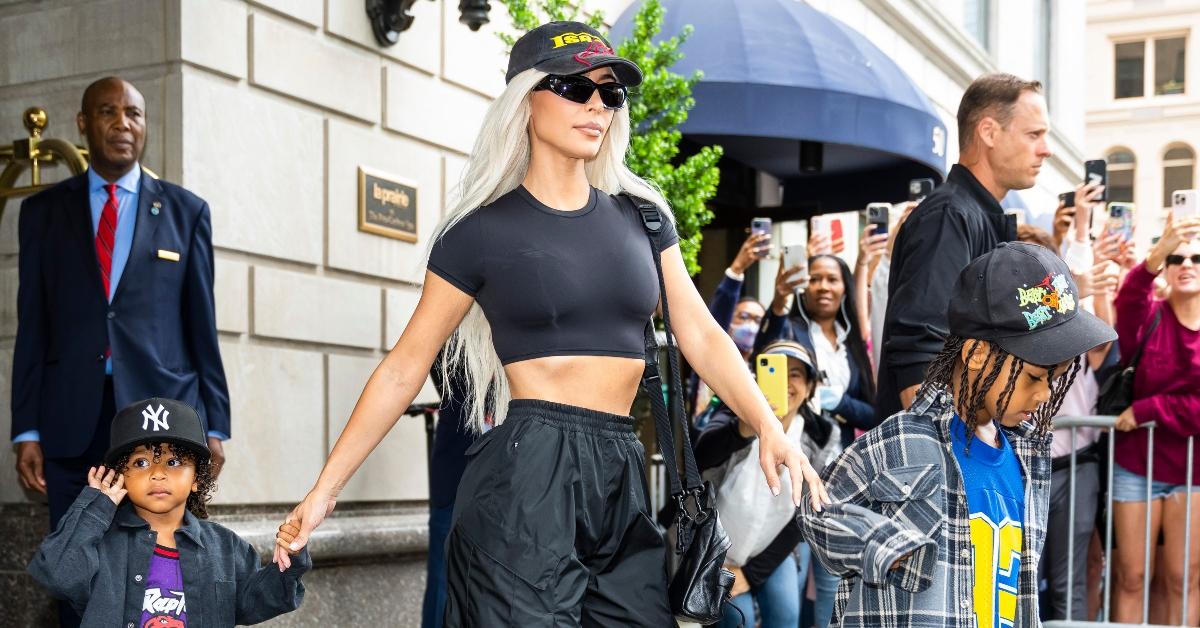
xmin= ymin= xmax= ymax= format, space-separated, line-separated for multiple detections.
xmin=876 ymin=73 xmax=1051 ymax=422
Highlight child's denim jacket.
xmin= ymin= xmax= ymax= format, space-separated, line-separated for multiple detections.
xmin=28 ymin=487 xmax=310 ymax=628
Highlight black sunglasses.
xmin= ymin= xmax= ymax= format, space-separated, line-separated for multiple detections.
xmin=1166 ymin=254 xmax=1200 ymax=266
xmin=535 ymin=75 xmax=628 ymax=110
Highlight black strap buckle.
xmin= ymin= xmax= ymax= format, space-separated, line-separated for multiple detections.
xmin=638 ymin=203 xmax=662 ymax=234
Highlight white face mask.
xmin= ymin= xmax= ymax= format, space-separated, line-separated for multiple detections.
xmin=729 ymin=322 xmax=758 ymax=353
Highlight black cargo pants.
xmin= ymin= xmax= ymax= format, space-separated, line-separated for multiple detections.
xmin=443 ymin=399 xmax=672 ymax=626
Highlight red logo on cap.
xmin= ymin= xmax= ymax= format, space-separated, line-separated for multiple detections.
xmin=574 ymin=40 xmax=613 ymax=66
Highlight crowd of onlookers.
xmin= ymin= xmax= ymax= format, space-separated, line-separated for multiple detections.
xmin=689 ymin=180 xmax=1200 ymax=626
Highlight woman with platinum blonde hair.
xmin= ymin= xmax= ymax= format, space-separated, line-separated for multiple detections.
xmin=273 ymin=21 xmax=826 ymax=626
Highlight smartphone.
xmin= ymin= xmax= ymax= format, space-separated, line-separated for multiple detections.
xmin=1084 ymin=160 xmax=1107 ymax=202
xmin=1173 ymin=190 xmax=1199 ymax=221
xmin=757 ymin=354 xmax=789 ymax=418
xmin=1059 ymin=191 xmax=1076 ymax=208
xmin=830 ymin=218 xmax=845 ymax=254
xmin=810 ymin=216 xmax=834 ymax=255
xmin=1106 ymin=202 xmax=1135 ymax=241
xmin=1005 ymin=208 xmax=1026 ymax=226
xmin=753 ymin=217 xmax=772 ymax=259
xmin=866 ymin=203 xmax=890 ymax=235
xmin=909 ymin=178 xmax=934 ymax=202
xmin=782 ymin=244 xmax=808 ymax=286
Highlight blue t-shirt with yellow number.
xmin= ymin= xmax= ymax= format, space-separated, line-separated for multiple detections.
xmin=951 ymin=415 xmax=1026 ymax=628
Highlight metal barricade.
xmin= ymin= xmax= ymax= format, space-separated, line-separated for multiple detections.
xmin=1045 ymin=416 xmax=1196 ymax=628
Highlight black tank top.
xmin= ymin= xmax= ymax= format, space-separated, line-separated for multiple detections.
xmin=427 ymin=186 xmax=678 ymax=365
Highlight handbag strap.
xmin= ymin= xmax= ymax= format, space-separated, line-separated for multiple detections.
xmin=622 ymin=194 xmax=704 ymax=498
xmin=1126 ymin=307 xmax=1163 ymax=370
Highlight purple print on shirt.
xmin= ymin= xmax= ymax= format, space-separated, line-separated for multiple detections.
xmin=141 ymin=545 xmax=187 ymax=628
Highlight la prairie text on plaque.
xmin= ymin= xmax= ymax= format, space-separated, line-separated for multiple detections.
xmin=358 ymin=166 xmax=418 ymax=242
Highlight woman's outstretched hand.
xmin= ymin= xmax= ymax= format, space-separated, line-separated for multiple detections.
xmin=758 ymin=424 xmax=830 ymax=511
xmin=272 ymin=488 xmax=338 ymax=571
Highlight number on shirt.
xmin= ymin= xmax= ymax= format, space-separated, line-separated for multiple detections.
xmin=969 ymin=514 xmax=1022 ymax=628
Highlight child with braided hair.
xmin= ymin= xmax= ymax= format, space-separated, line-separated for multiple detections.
xmin=796 ymin=241 xmax=1116 ymax=628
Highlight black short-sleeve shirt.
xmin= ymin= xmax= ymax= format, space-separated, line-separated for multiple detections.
xmin=427 ymin=185 xmax=679 ymax=365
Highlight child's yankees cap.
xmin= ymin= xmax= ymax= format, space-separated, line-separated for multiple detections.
xmin=506 ymin=21 xmax=643 ymax=86
xmin=948 ymin=241 xmax=1117 ymax=367
xmin=104 ymin=397 xmax=210 ymax=466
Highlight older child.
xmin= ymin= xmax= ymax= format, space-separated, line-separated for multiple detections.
xmin=29 ymin=398 xmax=309 ymax=627
xmin=797 ymin=242 xmax=1117 ymax=627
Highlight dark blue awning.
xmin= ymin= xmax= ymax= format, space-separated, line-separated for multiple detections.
xmin=611 ymin=0 xmax=949 ymax=193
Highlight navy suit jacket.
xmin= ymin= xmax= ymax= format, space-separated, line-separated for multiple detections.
xmin=12 ymin=170 xmax=230 ymax=458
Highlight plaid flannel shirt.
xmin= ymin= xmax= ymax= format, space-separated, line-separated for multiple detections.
xmin=796 ymin=386 xmax=1052 ymax=628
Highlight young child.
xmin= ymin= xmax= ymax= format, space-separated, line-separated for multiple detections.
xmin=29 ymin=397 xmax=309 ymax=627
xmin=797 ymin=242 xmax=1117 ymax=627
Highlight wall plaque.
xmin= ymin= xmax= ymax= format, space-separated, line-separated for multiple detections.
xmin=358 ymin=166 xmax=418 ymax=242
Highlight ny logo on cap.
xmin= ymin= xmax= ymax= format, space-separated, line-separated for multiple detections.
xmin=142 ymin=404 xmax=170 ymax=432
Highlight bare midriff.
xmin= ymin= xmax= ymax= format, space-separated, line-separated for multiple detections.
xmin=505 ymin=354 xmax=646 ymax=416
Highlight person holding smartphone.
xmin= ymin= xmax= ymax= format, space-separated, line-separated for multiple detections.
xmin=1110 ymin=214 xmax=1200 ymax=625
xmin=690 ymin=231 xmax=771 ymax=418
xmin=868 ymin=203 xmax=917 ymax=376
xmin=757 ymin=250 xmax=876 ymax=449
xmin=694 ymin=341 xmax=826 ymax=628
xmin=856 ymin=218 xmax=891 ymax=366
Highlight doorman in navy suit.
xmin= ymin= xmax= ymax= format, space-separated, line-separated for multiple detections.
xmin=11 ymin=78 xmax=231 ymax=539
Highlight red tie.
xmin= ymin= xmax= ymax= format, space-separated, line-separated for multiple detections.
xmin=96 ymin=183 xmax=118 ymax=300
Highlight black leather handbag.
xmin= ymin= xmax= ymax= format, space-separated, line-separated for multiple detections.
xmin=624 ymin=194 xmax=736 ymax=624
xmin=1096 ymin=308 xmax=1161 ymax=416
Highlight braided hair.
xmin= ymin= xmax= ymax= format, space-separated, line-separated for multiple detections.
xmin=915 ymin=335 xmax=1081 ymax=445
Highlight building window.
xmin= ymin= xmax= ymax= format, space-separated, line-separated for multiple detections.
xmin=1107 ymin=149 xmax=1136 ymax=203
xmin=1156 ymin=37 xmax=1187 ymax=95
xmin=1114 ymin=35 xmax=1187 ymax=99
xmin=1115 ymin=41 xmax=1145 ymax=98
xmin=963 ymin=0 xmax=990 ymax=51
xmin=1163 ymin=145 xmax=1195 ymax=207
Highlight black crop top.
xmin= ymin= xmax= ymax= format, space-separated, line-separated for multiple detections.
xmin=427 ymin=186 xmax=679 ymax=365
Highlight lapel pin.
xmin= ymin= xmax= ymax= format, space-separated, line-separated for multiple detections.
xmin=151 ymin=201 xmax=161 ymax=216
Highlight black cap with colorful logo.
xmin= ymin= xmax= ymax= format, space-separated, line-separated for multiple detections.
xmin=948 ymin=241 xmax=1117 ymax=367
xmin=104 ymin=397 xmax=211 ymax=466
xmin=506 ymin=21 xmax=643 ymax=86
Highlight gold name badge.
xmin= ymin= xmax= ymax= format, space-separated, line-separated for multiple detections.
xmin=157 ymin=249 xmax=180 ymax=262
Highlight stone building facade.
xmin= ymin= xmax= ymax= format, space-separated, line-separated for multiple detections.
xmin=1086 ymin=0 xmax=1198 ymax=252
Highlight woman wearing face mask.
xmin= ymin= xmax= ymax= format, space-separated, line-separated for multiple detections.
xmin=274 ymin=21 xmax=826 ymax=627
xmin=758 ymin=252 xmax=877 ymax=447
xmin=691 ymin=234 xmax=769 ymax=418
xmin=694 ymin=341 xmax=825 ymax=628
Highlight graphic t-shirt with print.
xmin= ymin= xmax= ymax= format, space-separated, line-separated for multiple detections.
xmin=951 ymin=415 xmax=1026 ymax=628
xmin=140 ymin=545 xmax=188 ymax=628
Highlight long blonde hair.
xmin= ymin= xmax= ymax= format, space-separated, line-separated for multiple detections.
xmin=429 ymin=67 xmax=672 ymax=433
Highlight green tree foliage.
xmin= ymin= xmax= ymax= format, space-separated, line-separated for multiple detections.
xmin=498 ymin=0 xmax=722 ymax=274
